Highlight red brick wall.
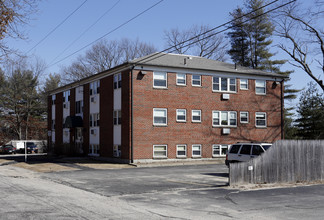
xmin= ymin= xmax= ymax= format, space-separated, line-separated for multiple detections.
xmin=100 ymin=76 xmax=114 ymax=157
xmin=121 ymin=70 xmax=131 ymax=160
xmin=83 ymin=84 xmax=90 ymax=155
xmin=132 ymin=70 xmax=282 ymax=160
xmin=47 ymin=95 xmax=52 ymax=149
xmin=69 ymin=88 xmax=76 ymax=153
xmin=55 ymin=92 xmax=63 ymax=153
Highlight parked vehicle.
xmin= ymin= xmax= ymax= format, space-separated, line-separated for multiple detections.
xmin=225 ymin=142 xmax=272 ymax=166
xmin=7 ymin=140 xmax=46 ymax=153
xmin=1 ymin=145 xmax=16 ymax=154
xmin=26 ymin=142 xmax=38 ymax=154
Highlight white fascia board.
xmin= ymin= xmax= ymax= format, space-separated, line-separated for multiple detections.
xmin=134 ymin=65 xmax=281 ymax=81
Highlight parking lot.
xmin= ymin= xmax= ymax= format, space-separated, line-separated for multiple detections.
xmin=1 ymin=155 xmax=324 ymax=219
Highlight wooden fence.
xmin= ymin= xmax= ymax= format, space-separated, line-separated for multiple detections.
xmin=229 ymin=140 xmax=324 ymax=186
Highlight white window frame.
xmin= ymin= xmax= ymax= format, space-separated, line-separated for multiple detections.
xmin=113 ymin=110 xmax=122 ymax=125
xmin=240 ymin=79 xmax=249 ymax=90
xmin=52 ymin=95 xmax=56 ymax=105
xmin=176 ymin=73 xmax=186 ymax=86
xmin=75 ymin=100 xmax=83 ymax=114
xmin=176 ymin=145 xmax=187 ymax=158
xmin=240 ymin=111 xmax=249 ymax=124
xmin=89 ymin=144 xmax=100 ymax=156
xmin=90 ymin=113 xmax=100 ymax=127
xmin=113 ymin=73 xmax=122 ymax=89
xmin=63 ymin=90 xmax=70 ymax=103
xmin=176 ymin=109 xmax=186 ymax=122
xmin=90 ymin=80 xmax=100 ymax=95
xmin=192 ymin=144 xmax=202 ymax=157
xmin=153 ymin=145 xmax=167 ymax=158
xmin=191 ymin=74 xmax=201 ymax=87
xmin=153 ymin=71 xmax=167 ymax=88
xmin=212 ymin=77 xmax=236 ymax=92
xmin=212 ymin=111 xmax=237 ymax=127
xmin=192 ymin=110 xmax=201 ymax=123
xmin=255 ymin=80 xmax=266 ymax=95
xmin=51 ymin=119 xmax=55 ymax=130
xmin=212 ymin=144 xmax=229 ymax=157
xmin=153 ymin=108 xmax=167 ymax=126
xmin=255 ymin=112 xmax=267 ymax=128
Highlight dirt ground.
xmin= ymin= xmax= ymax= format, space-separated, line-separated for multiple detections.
xmin=0 ymin=157 xmax=134 ymax=173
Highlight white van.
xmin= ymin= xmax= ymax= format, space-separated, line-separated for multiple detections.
xmin=225 ymin=142 xmax=272 ymax=166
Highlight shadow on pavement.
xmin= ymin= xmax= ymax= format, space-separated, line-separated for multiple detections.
xmin=202 ymin=172 xmax=229 ymax=178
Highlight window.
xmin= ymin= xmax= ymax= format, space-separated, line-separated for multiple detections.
xmin=63 ymin=90 xmax=70 ymax=102
xmin=252 ymin=145 xmax=264 ymax=156
xmin=239 ymin=145 xmax=252 ymax=155
xmin=90 ymin=80 xmax=100 ymax=95
xmin=192 ymin=110 xmax=201 ymax=122
xmin=51 ymin=120 xmax=55 ymax=130
xmin=113 ymin=110 xmax=122 ymax=125
xmin=213 ymin=145 xmax=229 ymax=157
xmin=192 ymin=144 xmax=201 ymax=157
xmin=75 ymin=101 xmax=83 ymax=114
xmin=240 ymin=112 xmax=249 ymax=123
xmin=192 ymin=75 xmax=201 ymax=86
xmin=90 ymin=113 xmax=100 ymax=127
xmin=52 ymin=95 xmax=56 ymax=105
xmin=229 ymin=144 xmax=241 ymax=154
xmin=177 ymin=145 xmax=187 ymax=157
xmin=212 ymin=111 xmax=237 ymax=126
xmin=153 ymin=145 xmax=167 ymax=158
xmin=176 ymin=109 xmax=186 ymax=122
xmin=89 ymin=144 xmax=100 ymax=155
xmin=240 ymin=79 xmax=248 ymax=90
xmin=256 ymin=112 xmax=267 ymax=127
xmin=213 ymin=77 xmax=236 ymax=92
xmin=153 ymin=72 xmax=167 ymax=88
xmin=176 ymin=73 xmax=186 ymax=86
xmin=153 ymin=108 xmax=167 ymax=126
xmin=256 ymin=80 xmax=266 ymax=94
xmin=114 ymin=73 xmax=122 ymax=89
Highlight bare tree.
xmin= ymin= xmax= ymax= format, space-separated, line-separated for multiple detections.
xmin=164 ymin=28 xmax=192 ymax=54
xmin=275 ymin=0 xmax=324 ymax=91
xmin=0 ymin=0 xmax=38 ymax=58
xmin=164 ymin=25 xmax=228 ymax=61
xmin=61 ymin=38 xmax=157 ymax=83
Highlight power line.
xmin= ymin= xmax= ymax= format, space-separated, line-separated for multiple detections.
xmin=49 ymin=0 xmax=164 ymax=68
xmin=134 ymin=0 xmax=296 ymax=65
xmin=26 ymin=0 xmax=88 ymax=54
xmin=49 ymin=0 xmax=121 ymax=65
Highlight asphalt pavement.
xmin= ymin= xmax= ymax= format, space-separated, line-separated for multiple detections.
xmin=1 ymin=156 xmax=324 ymax=219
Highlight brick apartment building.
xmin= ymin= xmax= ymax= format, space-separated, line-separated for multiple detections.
xmin=48 ymin=53 xmax=286 ymax=163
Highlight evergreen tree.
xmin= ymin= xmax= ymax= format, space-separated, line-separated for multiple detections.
xmin=295 ymin=82 xmax=324 ymax=139
xmin=228 ymin=0 xmax=299 ymax=138
xmin=244 ymin=0 xmax=274 ymax=69
xmin=43 ymin=73 xmax=61 ymax=92
xmin=0 ymin=69 xmax=43 ymax=140
xmin=228 ymin=7 xmax=250 ymax=67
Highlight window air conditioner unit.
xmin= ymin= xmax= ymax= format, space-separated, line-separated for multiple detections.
xmin=90 ymin=128 xmax=97 ymax=135
xmin=222 ymin=128 xmax=230 ymax=135
xmin=91 ymin=96 xmax=97 ymax=103
xmin=222 ymin=94 xmax=230 ymax=100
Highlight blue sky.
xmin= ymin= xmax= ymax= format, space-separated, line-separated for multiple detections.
xmin=10 ymin=0 xmax=241 ymax=72
xmin=5 ymin=0 xmax=315 ymax=108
